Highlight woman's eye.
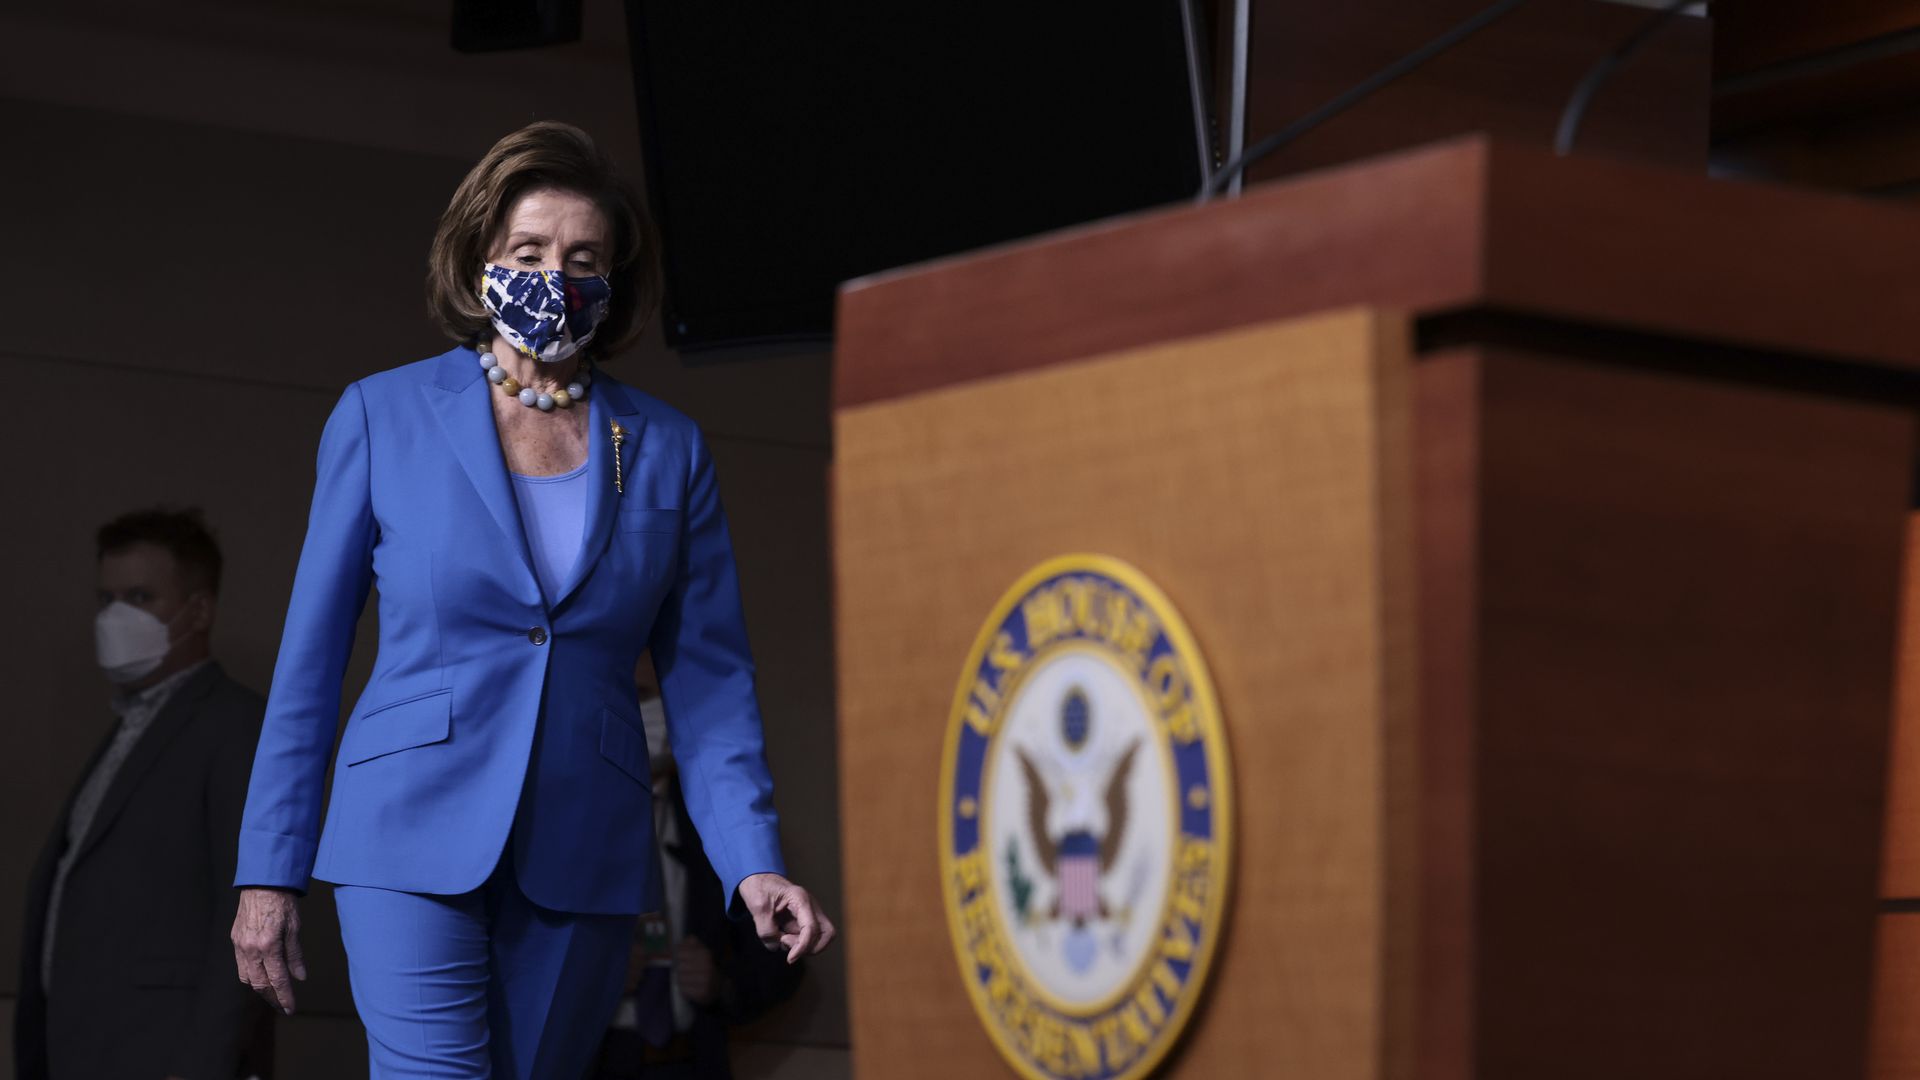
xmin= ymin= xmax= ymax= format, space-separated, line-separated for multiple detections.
xmin=516 ymin=255 xmax=540 ymax=265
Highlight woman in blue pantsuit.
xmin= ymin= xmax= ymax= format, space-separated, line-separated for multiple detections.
xmin=227 ymin=122 xmax=834 ymax=1079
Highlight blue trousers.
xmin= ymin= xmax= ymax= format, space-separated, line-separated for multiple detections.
xmin=334 ymin=850 xmax=635 ymax=1079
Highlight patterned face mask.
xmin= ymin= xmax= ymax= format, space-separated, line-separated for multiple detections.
xmin=480 ymin=263 xmax=614 ymax=363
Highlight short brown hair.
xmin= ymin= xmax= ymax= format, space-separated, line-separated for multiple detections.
xmin=97 ymin=506 xmax=223 ymax=595
xmin=427 ymin=122 xmax=661 ymax=358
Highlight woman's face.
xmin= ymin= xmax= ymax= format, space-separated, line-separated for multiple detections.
xmin=487 ymin=186 xmax=612 ymax=278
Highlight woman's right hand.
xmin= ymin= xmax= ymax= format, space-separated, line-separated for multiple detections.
xmin=232 ymin=887 xmax=306 ymax=1014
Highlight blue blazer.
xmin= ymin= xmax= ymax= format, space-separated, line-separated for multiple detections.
xmin=234 ymin=347 xmax=785 ymax=915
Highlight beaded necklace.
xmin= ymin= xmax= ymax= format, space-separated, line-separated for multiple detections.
xmin=476 ymin=342 xmax=591 ymax=412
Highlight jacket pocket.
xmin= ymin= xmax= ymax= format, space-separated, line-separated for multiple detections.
xmin=599 ymin=708 xmax=653 ymax=788
xmin=619 ymin=507 xmax=681 ymax=534
xmin=340 ymin=688 xmax=453 ymax=766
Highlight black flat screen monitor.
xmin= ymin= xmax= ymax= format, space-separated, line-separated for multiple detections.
xmin=627 ymin=4 xmax=1211 ymax=353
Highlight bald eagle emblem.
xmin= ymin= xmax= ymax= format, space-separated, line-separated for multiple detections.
xmin=939 ymin=556 xmax=1232 ymax=1080
xmin=1007 ymin=687 xmax=1143 ymax=972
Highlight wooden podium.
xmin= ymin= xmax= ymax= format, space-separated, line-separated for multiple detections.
xmin=830 ymin=136 xmax=1920 ymax=1080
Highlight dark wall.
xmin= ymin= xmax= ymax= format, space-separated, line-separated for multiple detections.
xmin=1234 ymin=0 xmax=1712 ymax=184
xmin=1713 ymin=0 xmax=1920 ymax=199
xmin=0 ymin=2 xmax=847 ymax=1072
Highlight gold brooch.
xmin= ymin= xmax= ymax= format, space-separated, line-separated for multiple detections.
xmin=611 ymin=421 xmax=627 ymax=494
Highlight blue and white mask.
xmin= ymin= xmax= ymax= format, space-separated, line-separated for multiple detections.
xmin=480 ymin=263 xmax=614 ymax=363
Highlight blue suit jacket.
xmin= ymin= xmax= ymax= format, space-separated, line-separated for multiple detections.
xmin=234 ymin=347 xmax=785 ymax=914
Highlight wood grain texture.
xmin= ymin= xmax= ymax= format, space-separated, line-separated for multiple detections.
xmin=1883 ymin=515 xmax=1920 ymax=898
xmin=834 ymin=138 xmax=1486 ymax=410
xmin=834 ymin=309 xmax=1416 ymax=1080
xmin=833 ymin=137 xmax=1920 ymax=1080
xmin=1476 ymin=141 xmax=1920 ymax=367
xmin=1466 ymin=347 xmax=1911 ymax=1080
xmin=1409 ymin=350 xmax=1483 ymax=1080
xmin=1872 ymin=912 xmax=1920 ymax=1079
xmin=836 ymin=137 xmax=1920 ymax=411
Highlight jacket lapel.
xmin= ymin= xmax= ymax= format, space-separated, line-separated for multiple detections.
xmin=70 ymin=662 xmax=222 ymax=865
xmin=424 ymin=348 xmax=543 ymax=603
xmin=552 ymin=379 xmax=646 ymax=611
xmin=25 ymin=722 xmax=116 ymax=935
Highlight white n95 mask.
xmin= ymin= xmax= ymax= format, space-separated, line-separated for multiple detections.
xmin=94 ymin=600 xmax=181 ymax=684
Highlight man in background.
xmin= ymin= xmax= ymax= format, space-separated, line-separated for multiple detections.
xmin=15 ymin=507 xmax=270 ymax=1080
xmin=595 ymin=663 xmax=805 ymax=1079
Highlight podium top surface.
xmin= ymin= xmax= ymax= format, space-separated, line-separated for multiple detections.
xmin=835 ymin=135 xmax=1920 ymax=410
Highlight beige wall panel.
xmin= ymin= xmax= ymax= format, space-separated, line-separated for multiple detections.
xmin=834 ymin=309 xmax=1415 ymax=1079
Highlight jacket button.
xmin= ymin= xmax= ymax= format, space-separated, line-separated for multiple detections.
xmin=528 ymin=626 xmax=548 ymax=645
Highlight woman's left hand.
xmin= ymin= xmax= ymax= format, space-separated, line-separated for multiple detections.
xmin=737 ymin=873 xmax=837 ymax=963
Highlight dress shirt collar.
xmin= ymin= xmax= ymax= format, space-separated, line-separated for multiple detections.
xmin=109 ymin=658 xmax=212 ymax=721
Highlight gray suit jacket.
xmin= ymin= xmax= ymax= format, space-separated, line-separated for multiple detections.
xmin=14 ymin=661 xmax=270 ymax=1080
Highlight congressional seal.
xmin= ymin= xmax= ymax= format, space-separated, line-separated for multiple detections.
xmin=939 ymin=554 xmax=1232 ymax=1080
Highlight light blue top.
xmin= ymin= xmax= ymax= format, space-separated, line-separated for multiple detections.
xmin=510 ymin=459 xmax=590 ymax=604
xmin=234 ymin=347 xmax=786 ymax=915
